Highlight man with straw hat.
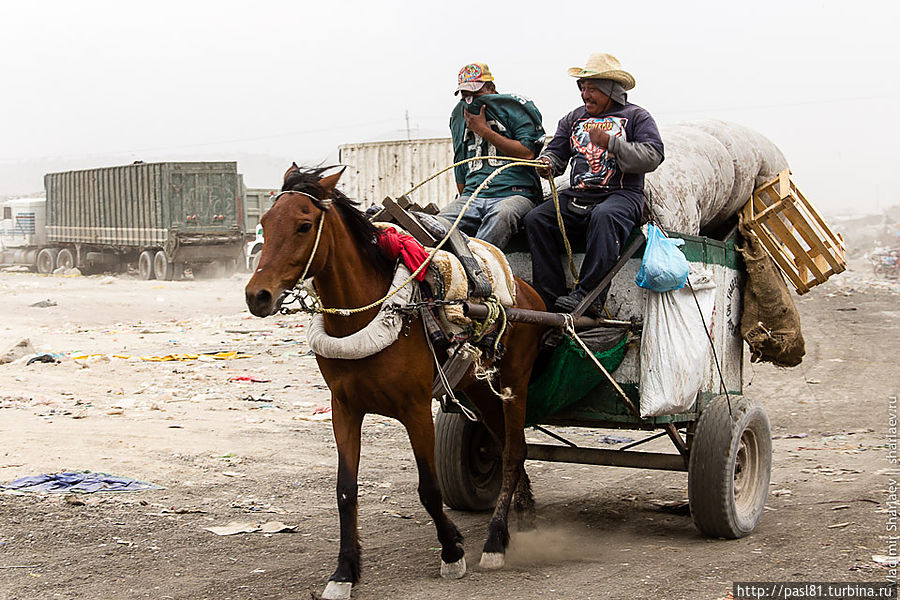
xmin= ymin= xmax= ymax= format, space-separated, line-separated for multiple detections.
xmin=439 ymin=62 xmax=545 ymax=249
xmin=525 ymin=52 xmax=664 ymax=316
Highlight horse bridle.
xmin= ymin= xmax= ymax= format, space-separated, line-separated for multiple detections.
xmin=273 ymin=190 xmax=330 ymax=281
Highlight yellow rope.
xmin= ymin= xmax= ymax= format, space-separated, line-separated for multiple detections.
xmin=546 ymin=174 xmax=579 ymax=285
xmin=309 ymin=156 xmax=575 ymax=315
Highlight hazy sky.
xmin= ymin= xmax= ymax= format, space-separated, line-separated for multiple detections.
xmin=2 ymin=0 xmax=898 ymax=215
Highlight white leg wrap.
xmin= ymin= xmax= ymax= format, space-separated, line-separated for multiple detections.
xmin=322 ymin=580 xmax=352 ymax=600
xmin=479 ymin=552 xmax=505 ymax=570
xmin=440 ymin=556 xmax=467 ymax=579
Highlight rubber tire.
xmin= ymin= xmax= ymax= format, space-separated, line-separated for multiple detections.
xmin=249 ymin=252 xmax=261 ymax=274
xmin=37 ymin=248 xmax=58 ymax=274
xmin=138 ymin=250 xmax=156 ymax=280
xmin=56 ymin=248 xmax=75 ymax=270
xmin=688 ymin=395 xmax=772 ymax=539
xmin=434 ymin=411 xmax=502 ymax=511
xmin=154 ymin=251 xmax=173 ymax=281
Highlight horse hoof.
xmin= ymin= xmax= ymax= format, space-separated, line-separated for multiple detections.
xmin=322 ymin=581 xmax=352 ymax=600
xmin=440 ymin=556 xmax=466 ymax=579
xmin=479 ymin=552 xmax=505 ymax=570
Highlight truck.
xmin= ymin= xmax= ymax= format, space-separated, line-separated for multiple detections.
xmin=0 ymin=161 xmax=246 ymax=279
xmin=240 ymin=186 xmax=277 ymax=272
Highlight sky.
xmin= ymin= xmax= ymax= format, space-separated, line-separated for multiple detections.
xmin=2 ymin=0 xmax=898 ymax=216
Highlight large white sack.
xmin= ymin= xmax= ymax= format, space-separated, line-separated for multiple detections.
xmin=639 ymin=269 xmax=716 ymax=417
xmin=645 ymin=120 xmax=788 ymax=234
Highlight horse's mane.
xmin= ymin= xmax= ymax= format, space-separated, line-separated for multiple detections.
xmin=282 ymin=166 xmax=395 ymax=276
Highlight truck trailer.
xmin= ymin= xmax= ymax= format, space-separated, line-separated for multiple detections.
xmin=0 ymin=161 xmax=245 ymax=279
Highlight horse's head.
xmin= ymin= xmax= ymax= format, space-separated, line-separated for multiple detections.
xmin=244 ymin=164 xmax=343 ymax=317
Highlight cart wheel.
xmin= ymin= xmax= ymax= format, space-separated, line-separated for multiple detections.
xmin=138 ymin=250 xmax=156 ymax=280
xmin=434 ymin=411 xmax=501 ymax=511
xmin=688 ymin=395 xmax=772 ymax=538
xmin=154 ymin=251 xmax=173 ymax=281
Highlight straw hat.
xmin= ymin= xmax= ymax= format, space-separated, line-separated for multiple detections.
xmin=567 ymin=53 xmax=635 ymax=90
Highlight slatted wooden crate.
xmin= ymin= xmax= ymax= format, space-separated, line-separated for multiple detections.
xmin=742 ymin=170 xmax=845 ymax=294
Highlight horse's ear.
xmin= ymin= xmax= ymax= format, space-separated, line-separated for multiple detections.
xmin=318 ymin=167 xmax=346 ymax=197
xmin=283 ymin=162 xmax=300 ymax=182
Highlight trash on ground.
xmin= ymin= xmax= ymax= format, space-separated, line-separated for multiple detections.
xmin=0 ymin=339 xmax=34 ymax=365
xmin=29 ymin=299 xmax=57 ymax=308
xmin=260 ymin=521 xmax=296 ymax=533
xmin=827 ymin=522 xmax=851 ymax=528
xmin=773 ymin=433 xmax=809 ymax=439
xmin=241 ymin=395 xmax=275 ymax=403
xmin=2 ymin=471 xmax=162 ymax=493
xmin=228 ymin=376 xmax=271 ymax=383
xmin=205 ymin=520 xmax=296 ymax=536
xmin=26 ymin=354 xmax=60 ymax=366
xmin=205 ymin=522 xmax=260 ymax=536
xmin=598 ymin=434 xmax=634 ymax=445
xmin=294 ymin=406 xmax=332 ymax=421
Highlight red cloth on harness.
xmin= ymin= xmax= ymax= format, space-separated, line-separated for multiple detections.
xmin=377 ymin=227 xmax=431 ymax=281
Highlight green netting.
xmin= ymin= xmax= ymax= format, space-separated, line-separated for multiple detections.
xmin=525 ymin=335 xmax=629 ymax=426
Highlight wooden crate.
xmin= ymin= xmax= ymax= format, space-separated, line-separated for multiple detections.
xmin=742 ymin=170 xmax=845 ymax=295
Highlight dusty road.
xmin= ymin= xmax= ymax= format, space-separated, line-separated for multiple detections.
xmin=0 ymin=263 xmax=897 ymax=600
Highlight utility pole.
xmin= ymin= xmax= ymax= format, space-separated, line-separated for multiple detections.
xmin=405 ymin=110 xmax=411 ymax=140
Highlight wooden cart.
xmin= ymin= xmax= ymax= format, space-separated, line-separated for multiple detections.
xmin=434 ymin=229 xmax=773 ymax=539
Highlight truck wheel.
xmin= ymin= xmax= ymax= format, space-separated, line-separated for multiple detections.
xmin=434 ymin=411 xmax=502 ymax=511
xmin=37 ymin=249 xmax=58 ymax=274
xmin=138 ymin=251 xmax=156 ymax=280
xmin=56 ymin=248 xmax=75 ymax=271
xmin=249 ymin=252 xmax=261 ymax=273
xmin=154 ymin=251 xmax=173 ymax=281
xmin=688 ymin=395 xmax=772 ymax=539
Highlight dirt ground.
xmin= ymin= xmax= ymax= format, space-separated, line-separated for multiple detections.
xmin=0 ymin=259 xmax=897 ymax=600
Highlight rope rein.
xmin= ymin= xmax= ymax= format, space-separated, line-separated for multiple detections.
xmin=287 ymin=155 xmax=574 ymax=316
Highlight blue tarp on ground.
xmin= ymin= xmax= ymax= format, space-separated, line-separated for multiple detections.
xmin=2 ymin=471 xmax=162 ymax=493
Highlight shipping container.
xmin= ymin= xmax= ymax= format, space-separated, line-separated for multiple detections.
xmin=337 ymin=138 xmax=455 ymax=210
xmin=8 ymin=162 xmax=247 ymax=279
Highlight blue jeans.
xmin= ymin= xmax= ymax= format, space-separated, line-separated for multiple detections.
xmin=439 ymin=194 xmax=535 ymax=250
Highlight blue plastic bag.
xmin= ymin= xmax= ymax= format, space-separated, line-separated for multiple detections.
xmin=635 ymin=224 xmax=690 ymax=292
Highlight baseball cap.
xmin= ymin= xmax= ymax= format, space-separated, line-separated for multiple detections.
xmin=455 ymin=62 xmax=494 ymax=95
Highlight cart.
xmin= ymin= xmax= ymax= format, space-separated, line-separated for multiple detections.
xmin=433 ymin=228 xmax=773 ymax=540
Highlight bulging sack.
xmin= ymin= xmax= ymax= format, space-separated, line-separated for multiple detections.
xmin=635 ymin=224 xmax=690 ymax=292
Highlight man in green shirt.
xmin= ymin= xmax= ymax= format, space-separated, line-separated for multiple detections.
xmin=439 ymin=62 xmax=545 ymax=250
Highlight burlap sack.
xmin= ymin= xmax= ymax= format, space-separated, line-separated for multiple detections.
xmin=738 ymin=219 xmax=805 ymax=367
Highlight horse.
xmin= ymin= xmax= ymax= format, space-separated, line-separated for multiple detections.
xmin=244 ymin=165 xmax=546 ymax=599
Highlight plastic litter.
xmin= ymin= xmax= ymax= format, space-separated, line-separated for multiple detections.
xmin=2 ymin=471 xmax=162 ymax=493
xmin=635 ymin=224 xmax=690 ymax=292
xmin=29 ymin=299 xmax=57 ymax=308
xmin=26 ymin=354 xmax=59 ymax=366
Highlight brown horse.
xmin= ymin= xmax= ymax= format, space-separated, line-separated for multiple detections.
xmin=245 ymin=165 xmax=546 ymax=599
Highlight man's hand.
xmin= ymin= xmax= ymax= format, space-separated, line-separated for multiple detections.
xmin=588 ymin=128 xmax=610 ymax=148
xmin=463 ymin=105 xmax=490 ymax=136
xmin=535 ymin=156 xmax=553 ymax=179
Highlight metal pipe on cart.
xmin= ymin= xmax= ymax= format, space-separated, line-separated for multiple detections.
xmin=462 ymin=302 xmax=634 ymax=330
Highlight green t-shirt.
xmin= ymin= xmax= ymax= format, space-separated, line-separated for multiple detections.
xmin=450 ymin=93 xmax=544 ymax=199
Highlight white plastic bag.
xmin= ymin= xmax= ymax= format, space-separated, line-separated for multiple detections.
xmin=639 ymin=271 xmax=716 ymax=417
